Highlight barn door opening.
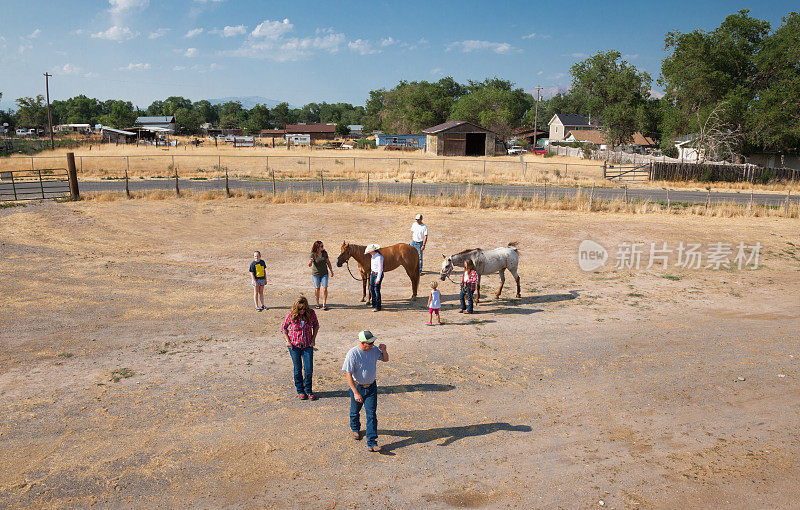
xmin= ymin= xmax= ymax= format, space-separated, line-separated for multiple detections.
xmin=465 ymin=133 xmax=486 ymax=156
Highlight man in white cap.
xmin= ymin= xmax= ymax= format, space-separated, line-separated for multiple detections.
xmin=365 ymin=244 xmax=383 ymax=312
xmin=410 ymin=214 xmax=428 ymax=274
xmin=342 ymin=330 xmax=389 ymax=452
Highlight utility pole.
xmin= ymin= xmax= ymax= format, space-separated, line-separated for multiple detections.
xmin=44 ymin=72 xmax=54 ymax=150
xmin=533 ymin=85 xmax=542 ymax=150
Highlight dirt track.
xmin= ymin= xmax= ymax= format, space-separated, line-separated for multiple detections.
xmin=1 ymin=199 xmax=798 ymax=508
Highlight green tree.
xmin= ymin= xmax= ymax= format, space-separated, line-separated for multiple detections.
xmin=51 ymin=95 xmax=102 ymax=125
xmin=335 ymin=122 xmax=351 ymax=137
xmin=372 ymin=78 xmax=463 ymax=134
xmin=14 ymin=95 xmax=48 ymax=128
xmin=174 ymin=107 xmax=203 ymax=134
xmin=244 ymin=104 xmax=271 ymax=134
xmin=270 ymin=102 xmax=293 ymax=128
xmin=747 ymin=12 xmax=800 ymax=153
xmin=97 ymin=100 xmax=137 ymax=128
xmin=570 ymin=50 xmax=651 ymax=146
xmin=162 ymin=96 xmax=193 ymax=116
xmin=449 ymin=83 xmax=533 ymax=138
xmin=193 ymin=100 xmax=218 ymax=125
xmin=145 ymin=100 xmax=164 ymax=116
xmin=660 ymin=9 xmax=770 ymax=141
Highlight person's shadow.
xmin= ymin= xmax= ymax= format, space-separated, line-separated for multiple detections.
xmin=314 ymin=383 xmax=455 ymax=399
xmin=376 ymin=422 xmax=532 ymax=455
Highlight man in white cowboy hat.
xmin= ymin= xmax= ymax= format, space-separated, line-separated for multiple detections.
xmin=342 ymin=330 xmax=389 ymax=452
xmin=364 ymin=244 xmax=383 ymax=312
xmin=410 ymin=213 xmax=428 ymax=274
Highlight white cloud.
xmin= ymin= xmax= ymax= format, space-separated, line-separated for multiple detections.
xmin=522 ymin=33 xmax=536 ymax=40
xmin=624 ymin=53 xmax=640 ymax=60
xmin=228 ymin=19 xmax=345 ymax=61
xmin=107 ymin=0 xmax=149 ymax=25
xmin=149 ymin=28 xmax=169 ymax=39
xmin=380 ymin=37 xmax=397 ymax=47
xmin=210 ymin=25 xmax=247 ymax=37
xmin=348 ymin=39 xmax=379 ymax=55
xmin=184 ymin=47 xmax=199 ymax=57
xmin=73 ymin=29 xmax=84 ymax=35
xmin=84 ymin=72 xmax=99 ymax=78
xmin=53 ymin=63 xmax=82 ymax=75
xmin=430 ymin=68 xmax=443 ymax=76
xmin=119 ymin=62 xmax=151 ymax=71
xmin=185 ymin=28 xmax=203 ymax=38
xmin=251 ymin=18 xmax=293 ymax=39
xmin=91 ymin=25 xmax=137 ymax=42
xmin=28 ymin=29 xmax=41 ymax=39
xmin=172 ymin=65 xmax=187 ymax=71
xmin=446 ymin=40 xmax=520 ymax=54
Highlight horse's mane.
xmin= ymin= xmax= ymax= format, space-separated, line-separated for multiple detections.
xmin=454 ymin=248 xmax=480 ymax=256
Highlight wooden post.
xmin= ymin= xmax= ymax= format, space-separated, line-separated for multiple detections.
xmin=589 ymin=184 xmax=595 ymax=211
xmin=37 ymin=168 xmax=45 ymax=199
xmin=523 ymin=161 xmax=526 ymax=179
xmin=271 ymin=169 xmax=276 ymax=196
xmin=705 ymin=188 xmax=710 ymax=209
xmin=225 ymin=167 xmax=230 ymax=197
xmin=80 ymin=156 xmax=83 ymax=174
xmin=308 ymin=156 xmax=311 ymax=177
xmin=173 ymin=155 xmax=180 ymax=196
xmin=408 ymin=170 xmax=414 ymax=202
xmin=320 ymin=168 xmax=325 ymax=195
xmin=66 ymin=152 xmax=79 ymax=200
xmin=666 ymin=188 xmax=670 ymax=209
xmin=564 ymin=163 xmax=568 ymax=178
xmin=125 ymin=156 xmax=130 ymax=198
xmin=367 ymin=168 xmax=370 ymax=198
xmin=624 ymin=184 xmax=628 ymax=204
xmin=478 ymin=161 xmax=486 ymax=207
xmin=218 ymin=155 xmax=221 ymax=172
xmin=603 ymin=161 xmax=607 ymax=179
xmin=30 ymin=156 xmax=34 ymax=171
xmin=10 ymin=171 xmax=18 ymax=201
xmin=748 ymin=189 xmax=754 ymax=215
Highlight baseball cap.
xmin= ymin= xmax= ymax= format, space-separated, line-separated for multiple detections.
xmin=415 ymin=214 xmax=423 ymax=220
xmin=358 ymin=330 xmax=377 ymax=343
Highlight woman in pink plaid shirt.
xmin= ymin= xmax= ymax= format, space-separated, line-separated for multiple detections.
xmin=281 ymin=296 xmax=320 ymax=400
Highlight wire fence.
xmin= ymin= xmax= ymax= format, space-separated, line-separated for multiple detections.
xmin=2 ymin=153 xmax=608 ymax=186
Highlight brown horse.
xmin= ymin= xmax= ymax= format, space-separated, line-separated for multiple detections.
xmin=336 ymin=241 xmax=420 ymax=303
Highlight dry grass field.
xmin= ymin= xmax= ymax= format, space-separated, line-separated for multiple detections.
xmin=4 ymin=141 xmax=798 ymax=193
xmin=1 ymin=198 xmax=799 ymax=508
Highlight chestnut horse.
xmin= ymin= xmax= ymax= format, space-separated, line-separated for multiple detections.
xmin=336 ymin=241 xmax=420 ymax=303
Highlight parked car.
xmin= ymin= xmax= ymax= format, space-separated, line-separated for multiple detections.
xmin=507 ymin=145 xmax=527 ymax=155
xmin=532 ymin=147 xmax=547 ymax=155
xmin=340 ymin=144 xmax=353 ymax=150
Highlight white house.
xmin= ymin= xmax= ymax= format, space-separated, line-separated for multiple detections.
xmin=548 ymin=114 xmax=601 ymax=142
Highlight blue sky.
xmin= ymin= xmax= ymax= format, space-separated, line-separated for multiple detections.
xmin=0 ymin=1 xmax=796 ymax=109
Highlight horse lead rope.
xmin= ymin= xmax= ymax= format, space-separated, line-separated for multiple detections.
xmin=344 ymin=260 xmax=364 ymax=281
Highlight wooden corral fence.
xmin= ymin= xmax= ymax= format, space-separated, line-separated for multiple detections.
xmin=650 ymin=161 xmax=800 ymax=183
xmin=0 ymin=168 xmax=71 ymax=201
xmin=603 ymin=162 xmax=650 ymax=181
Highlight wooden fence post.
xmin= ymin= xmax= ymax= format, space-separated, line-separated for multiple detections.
xmin=173 ymin=156 xmax=180 ymax=196
xmin=478 ymin=161 xmax=486 ymax=208
xmin=367 ymin=169 xmax=370 ymax=198
xmin=66 ymin=152 xmax=79 ymax=200
xmin=603 ymin=161 xmax=607 ymax=179
xmin=225 ymin=167 xmax=230 ymax=197
xmin=125 ymin=156 xmax=130 ymax=198
xmin=705 ymin=188 xmax=710 ymax=209
xmin=37 ymin=169 xmax=45 ymax=199
xmin=271 ymin=169 xmax=276 ymax=196
xmin=666 ymin=188 xmax=670 ymax=209
xmin=624 ymin=184 xmax=628 ymax=204
xmin=408 ymin=170 xmax=414 ymax=202
xmin=748 ymin=189 xmax=753 ymax=215
xmin=320 ymin=168 xmax=325 ymax=195
xmin=589 ymin=184 xmax=595 ymax=211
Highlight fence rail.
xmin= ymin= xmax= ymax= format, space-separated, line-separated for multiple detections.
xmin=0 ymin=168 xmax=71 ymax=201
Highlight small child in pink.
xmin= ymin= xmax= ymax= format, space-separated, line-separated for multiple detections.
xmin=427 ymin=281 xmax=442 ymax=325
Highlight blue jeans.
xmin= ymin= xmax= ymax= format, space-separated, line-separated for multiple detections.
xmin=369 ymin=273 xmax=382 ymax=311
xmin=350 ymin=382 xmax=378 ymax=447
xmin=411 ymin=241 xmax=423 ymax=273
xmin=460 ymin=286 xmax=474 ymax=313
xmin=289 ymin=346 xmax=313 ymax=394
xmin=311 ymin=274 xmax=329 ymax=289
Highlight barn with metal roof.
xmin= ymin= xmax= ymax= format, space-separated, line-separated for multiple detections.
xmin=422 ymin=121 xmax=498 ymax=156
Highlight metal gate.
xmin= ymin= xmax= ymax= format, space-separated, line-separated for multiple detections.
xmin=604 ymin=163 xmax=650 ymax=181
xmin=0 ymin=168 xmax=71 ymax=201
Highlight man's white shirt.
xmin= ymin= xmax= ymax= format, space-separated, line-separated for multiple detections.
xmin=411 ymin=222 xmax=428 ymax=243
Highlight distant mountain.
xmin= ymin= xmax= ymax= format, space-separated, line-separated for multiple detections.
xmin=207 ymin=96 xmax=291 ymax=109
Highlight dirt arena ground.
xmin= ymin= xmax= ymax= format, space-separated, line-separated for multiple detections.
xmin=1 ymin=198 xmax=798 ymax=508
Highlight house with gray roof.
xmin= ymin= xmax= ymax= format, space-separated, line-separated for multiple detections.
xmin=135 ymin=116 xmax=177 ymax=134
xmin=548 ymin=114 xmax=600 ymax=142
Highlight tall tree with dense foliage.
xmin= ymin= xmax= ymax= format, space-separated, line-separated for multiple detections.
xmin=449 ymin=79 xmax=533 ymax=138
xmin=660 ymin=10 xmax=770 ymax=148
xmin=244 ymin=104 xmax=271 ymax=134
xmin=270 ymin=102 xmax=293 ymax=128
xmin=97 ymin=100 xmax=137 ymax=128
xmin=570 ymin=50 xmax=651 ymax=146
xmin=367 ymin=78 xmax=465 ymax=133
xmin=14 ymin=96 xmax=48 ymax=128
xmin=747 ymin=12 xmax=800 ymax=153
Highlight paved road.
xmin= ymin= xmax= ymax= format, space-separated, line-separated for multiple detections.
xmin=79 ymin=178 xmax=797 ymax=207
